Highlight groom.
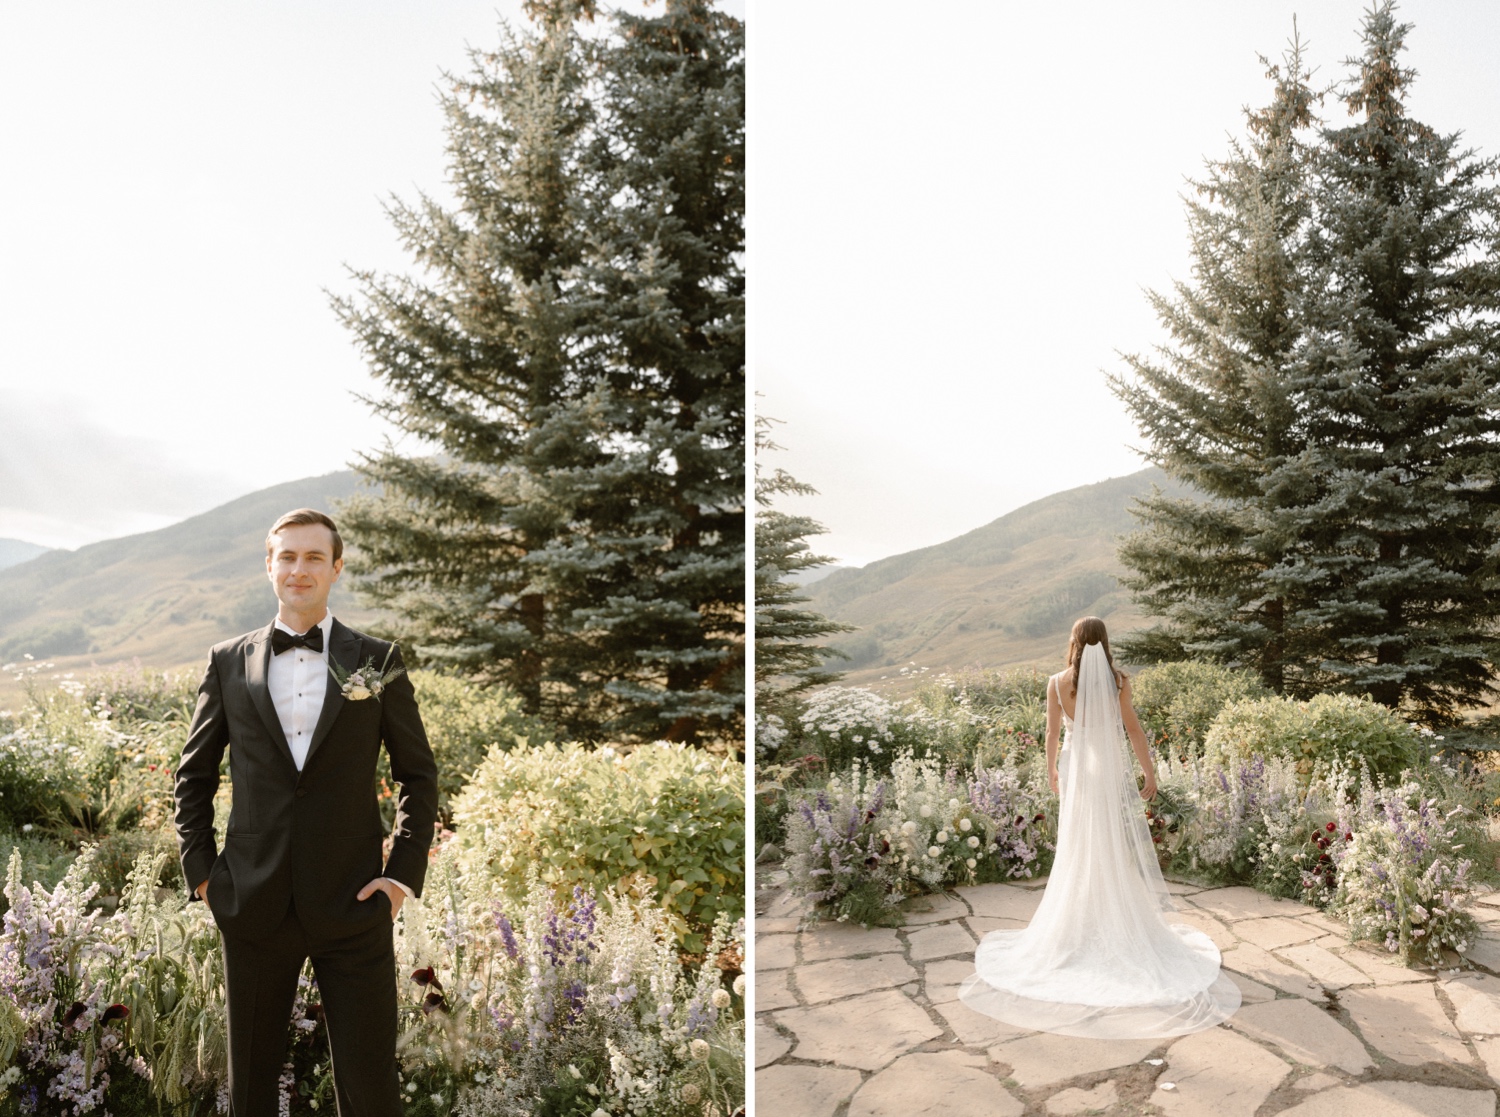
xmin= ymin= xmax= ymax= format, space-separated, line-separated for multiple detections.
xmin=174 ymin=508 xmax=439 ymax=1117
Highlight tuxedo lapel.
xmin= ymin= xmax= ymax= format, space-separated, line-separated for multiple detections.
xmin=303 ymin=618 xmax=360 ymax=774
xmin=244 ymin=623 xmax=297 ymax=768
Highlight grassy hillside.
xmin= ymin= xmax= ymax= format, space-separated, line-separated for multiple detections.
xmin=0 ymin=539 xmax=51 ymax=570
xmin=0 ymin=471 xmax=387 ymax=699
xmin=805 ymin=467 xmax=1192 ymax=689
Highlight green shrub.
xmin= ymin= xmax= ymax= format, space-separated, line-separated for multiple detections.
xmin=1132 ymin=661 xmax=1269 ymax=755
xmin=913 ymin=667 xmax=1048 ymax=768
xmin=384 ymin=670 xmax=549 ymax=824
xmin=449 ymin=742 xmax=743 ymax=951
xmin=1204 ymin=692 xmax=1421 ymax=783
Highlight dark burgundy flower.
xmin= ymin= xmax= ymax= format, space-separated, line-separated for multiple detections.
xmin=1345 ymin=832 xmax=1353 ymax=842
xmin=411 ymin=967 xmax=444 ymax=993
xmin=100 ymin=1004 xmax=129 ymax=1024
xmin=62 ymin=1002 xmax=87 ymax=1029
xmin=1325 ymin=821 xmax=1336 ymax=832
xmin=1033 ymin=813 xmax=1045 ymax=823
xmin=1014 ymin=815 xmax=1025 ymax=827
xmin=865 ymin=809 xmax=877 ymax=823
xmin=422 ymin=992 xmax=449 ymax=1015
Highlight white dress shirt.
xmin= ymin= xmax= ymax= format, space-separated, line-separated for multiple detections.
xmin=269 ymin=612 xmax=334 ymax=772
xmin=267 ymin=612 xmax=412 ymax=900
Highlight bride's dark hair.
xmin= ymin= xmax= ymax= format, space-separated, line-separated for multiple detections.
xmin=1064 ymin=616 xmax=1125 ymax=696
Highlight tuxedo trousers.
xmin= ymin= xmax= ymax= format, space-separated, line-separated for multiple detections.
xmin=220 ymin=899 xmax=402 ymax=1117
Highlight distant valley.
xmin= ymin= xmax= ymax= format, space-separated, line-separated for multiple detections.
xmin=804 ymin=467 xmax=1190 ymax=689
xmin=0 ymin=471 xmax=386 ymax=700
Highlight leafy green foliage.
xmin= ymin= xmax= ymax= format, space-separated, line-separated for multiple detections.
xmin=1131 ymin=661 xmax=1269 ymax=756
xmin=1204 ymin=693 xmax=1421 ymax=783
xmin=377 ymin=671 xmax=551 ymax=827
xmin=448 ymin=742 xmax=743 ymax=951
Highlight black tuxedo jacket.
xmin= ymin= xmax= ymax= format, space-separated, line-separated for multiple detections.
xmin=173 ymin=618 xmax=439 ymax=942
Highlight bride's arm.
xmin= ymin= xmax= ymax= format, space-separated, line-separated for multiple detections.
xmin=1045 ymin=675 xmax=1061 ymax=795
xmin=1119 ymin=676 xmax=1157 ymax=800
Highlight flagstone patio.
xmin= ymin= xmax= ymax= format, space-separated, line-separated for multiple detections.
xmin=755 ymin=872 xmax=1500 ymax=1116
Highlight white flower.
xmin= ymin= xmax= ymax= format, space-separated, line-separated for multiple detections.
xmin=345 ymin=684 xmax=372 ymax=701
xmin=949 ymin=798 xmax=960 ymax=810
xmin=920 ymin=805 xmax=933 ymax=818
xmin=712 ymin=988 xmax=731 ymax=1009
xmin=568 ymin=1065 xmax=582 ymax=1079
xmin=967 ymin=836 xmax=980 ymax=849
xmin=682 ymin=1083 xmax=703 ymax=1105
xmin=936 ymin=830 xmax=949 ymax=844
xmin=959 ymin=818 xmax=972 ymax=832
xmin=928 ymin=846 xmax=941 ymax=858
xmin=732 ymin=974 xmax=746 ymax=997
xmin=966 ymin=858 xmax=977 ymax=869
xmin=593 ymin=1110 xmax=610 ymax=1117
xmin=901 ymin=820 xmax=917 ymax=835
xmin=586 ymin=1084 xmax=599 ymax=1096
xmin=690 ymin=1038 xmax=711 ymax=1061
xmin=406 ymin=1083 xmax=417 ymax=1094
xmin=349 ymin=672 xmax=365 ymax=686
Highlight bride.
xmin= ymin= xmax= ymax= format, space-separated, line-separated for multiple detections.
xmin=958 ymin=616 xmax=1241 ymax=1038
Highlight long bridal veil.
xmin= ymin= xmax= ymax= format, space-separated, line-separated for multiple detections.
xmin=957 ymin=642 xmax=1241 ymax=1038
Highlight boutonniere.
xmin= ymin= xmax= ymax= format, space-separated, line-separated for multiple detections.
xmin=329 ymin=643 xmax=405 ymax=701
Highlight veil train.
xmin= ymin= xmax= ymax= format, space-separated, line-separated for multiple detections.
xmin=957 ymin=642 xmax=1241 ymax=1038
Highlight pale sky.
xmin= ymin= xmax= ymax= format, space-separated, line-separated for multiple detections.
xmin=0 ymin=0 xmax=743 ymax=550
xmin=751 ymin=1 xmax=1500 ymax=568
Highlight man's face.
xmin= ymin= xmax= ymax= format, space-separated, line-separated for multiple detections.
xmin=266 ymin=523 xmax=343 ymax=615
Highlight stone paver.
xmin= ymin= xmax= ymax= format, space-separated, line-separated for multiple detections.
xmin=935 ymin=998 xmax=1033 ymax=1046
xmin=758 ymin=933 xmax=797 ymax=970
xmin=964 ymin=883 xmax=1041 ymax=920
xmin=986 ymin=1033 xmax=1159 ymax=1088
xmin=1274 ymin=1080 xmax=1496 ymax=1117
xmin=1222 ymin=970 xmax=1275 ymax=1004
xmin=1168 ymin=909 xmax=1236 ymax=951
xmin=799 ymin=923 xmax=902 ymax=962
xmin=1236 ymin=916 xmax=1324 ymax=950
xmin=1339 ymin=945 xmax=1432 ymax=985
xmin=757 ymin=967 xmax=798 ymax=1012
xmin=1230 ymin=997 xmax=1374 ymax=1074
xmin=923 ymin=958 xmax=978 ymax=1004
xmin=774 ymin=988 xmax=942 ymax=1071
xmin=906 ymin=921 xmax=975 ymax=961
xmin=1046 ymin=1080 xmax=1119 ymax=1114
xmin=763 ymin=889 xmax=811 ymax=919
xmin=1442 ymin=973 xmax=1500 ymax=1035
xmin=1294 ymin=1071 xmax=1341 ymax=1091
xmin=898 ymin=892 xmax=972 ymax=925
xmin=1465 ymin=934 xmax=1500 ymax=972
xmin=1219 ymin=943 xmax=1323 ymax=1000
xmin=754 ymin=1021 xmax=791 ymax=1067
xmin=758 ymin=874 xmax=1500 ymax=1114
xmin=796 ymin=954 xmax=917 ymax=1005
xmin=1275 ymin=942 xmax=1370 ymax=988
xmin=1189 ymin=885 xmax=1315 ymax=922
xmin=1155 ymin=1024 xmax=1290 ymax=1117
xmin=847 ymin=1051 xmax=1021 ymax=1117
xmin=966 ymin=916 xmax=1026 ymax=938
xmin=1342 ymin=983 xmax=1471 ymax=1065
xmin=755 ymin=1064 xmax=862 ymax=1117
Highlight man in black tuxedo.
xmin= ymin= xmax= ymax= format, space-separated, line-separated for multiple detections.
xmin=174 ymin=508 xmax=438 ymax=1117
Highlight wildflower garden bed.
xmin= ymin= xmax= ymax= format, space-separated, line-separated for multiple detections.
xmin=761 ymin=663 xmax=1500 ymax=969
xmin=0 ymin=666 xmax=745 ymax=1117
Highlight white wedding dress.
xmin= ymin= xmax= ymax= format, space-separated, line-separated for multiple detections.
xmin=957 ymin=643 xmax=1241 ymax=1038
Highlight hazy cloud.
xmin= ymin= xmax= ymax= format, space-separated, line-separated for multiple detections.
xmin=0 ymin=390 xmax=252 ymax=549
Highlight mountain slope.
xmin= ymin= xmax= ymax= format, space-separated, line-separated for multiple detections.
xmin=0 ymin=539 xmax=51 ymax=570
xmin=805 ymin=467 xmax=1191 ymax=686
xmin=0 ymin=471 xmax=385 ymax=676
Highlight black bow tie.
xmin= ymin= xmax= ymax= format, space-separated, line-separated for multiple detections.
xmin=271 ymin=626 xmax=324 ymax=655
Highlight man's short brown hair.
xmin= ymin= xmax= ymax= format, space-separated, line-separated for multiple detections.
xmin=266 ymin=509 xmax=343 ymax=563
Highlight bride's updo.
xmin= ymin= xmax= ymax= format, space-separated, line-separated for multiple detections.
xmin=1064 ymin=616 xmax=1125 ymax=696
